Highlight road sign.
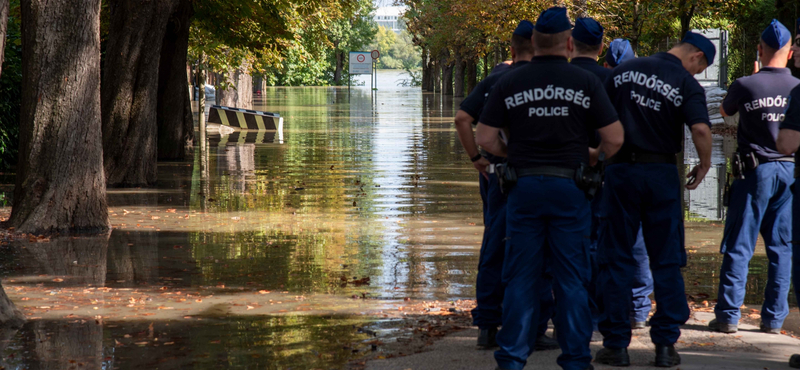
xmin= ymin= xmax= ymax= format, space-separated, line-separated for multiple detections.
xmin=349 ymin=52 xmax=371 ymax=75
xmin=371 ymin=50 xmax=380 ymax=60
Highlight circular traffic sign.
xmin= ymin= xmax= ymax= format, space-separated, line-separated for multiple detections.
xmin=357 ymin=54 xmax=366 ymax=63
xmin=371 ymin=50 xmax=380 ymax=59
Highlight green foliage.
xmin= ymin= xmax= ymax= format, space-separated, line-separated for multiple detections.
xmin=371 ymin=27 xmax=421 ymax=70
xmin=0 ymin=1 xmax=21 ymax=171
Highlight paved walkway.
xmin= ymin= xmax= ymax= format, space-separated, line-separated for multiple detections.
xmin=366 ymin=312 xmax=800 ymax=369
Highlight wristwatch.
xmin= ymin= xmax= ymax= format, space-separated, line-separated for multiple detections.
xmin=470 ymin=153 xmax=483 ymax=162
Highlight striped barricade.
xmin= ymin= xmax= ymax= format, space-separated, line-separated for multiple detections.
xmin=207 ymin=105 xmax=283 ymax=131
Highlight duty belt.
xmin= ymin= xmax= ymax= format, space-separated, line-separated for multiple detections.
xmin=606 ymin=152 xmax=676 ymax=165
xmin=516 ymin=166 xmax=575 ymax=179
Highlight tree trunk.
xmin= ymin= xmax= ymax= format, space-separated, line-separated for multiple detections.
xmin=482 ymin=53 xmax=489 ymax=80
xmin=157 ymin=0 xmax=194 ymax=161
xmin=216 ymin=63 xmax=254 ymax=109
xmin=421 ymin=48 xmax=431 ymax=91
xmin=466 ymin=60 xmax=477 ymax=95
xmin=0 ymin=0 xmax=9 ymax=79
xmin=453 ymin=53 xmax=466 ymax=98
xmin=574 ymin=0 xmax=588 ymax=17
xmin=0 ymin=286 xmax=23 ymax=328
xmin=442 ymin=63 xmax=454 ymax=96
xmin=13 ymin=0 xmax=109 ymax=234
xmin=434 ymin=60 xmax=440 ymax=93
xmin=102 ymin=0 xmax=176 ymax=187
xmin=25 ymin=321 xmax=103 ymax=370
xmin=334 ymin=50 xmax=344 ymax=85
xmin=678 ymin=0 xmax=695 ymax=39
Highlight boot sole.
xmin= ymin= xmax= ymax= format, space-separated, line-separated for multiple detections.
xmin=596 ymin=359 xmax=630 ymax=367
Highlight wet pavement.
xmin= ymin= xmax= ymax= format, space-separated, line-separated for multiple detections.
xmin=0 ymin=71 xmax=790 ymax=368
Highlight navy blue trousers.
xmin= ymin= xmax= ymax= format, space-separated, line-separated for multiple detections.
xmin=495 ymin=176 xmax=592 ymax=370
xmin=473 ymin=173 xmax=554 ymax=336
xmin=597 ymin=163 xmax=689 ymax=349
xmin=715 ymin=162 xmax=793 ymax=328
xmin=591 ymin=195 xmax=652 ymax=327
xmin=792 ymin=176 xmax=800 ymax=314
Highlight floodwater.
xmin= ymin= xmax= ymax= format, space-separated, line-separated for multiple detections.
xmin=0 ymin=72 xmax=784 ymax=368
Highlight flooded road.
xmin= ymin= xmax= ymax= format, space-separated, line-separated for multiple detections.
xmin=0 ymin=79 xmax=785 ymax=368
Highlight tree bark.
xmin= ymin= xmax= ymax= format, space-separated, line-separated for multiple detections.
xmin=157 ymin=0 xmax=194 ymax=161
xmin=0 ymin=0 xmax=9 ymax=79
xmin=333 ymin=50 xmax=344 ymax=85
xmin=678 ymin=0 xmax=695 ymax=39
xmin=13 ymin=0 xmax=109 ymax=234
xmin=442 ymin=62 xmax=454 ymax=96
xmin=216 ymin=63 xmax=253 ymax=109
xmin=453 ymin=53 xmax=466 ymax=98
xmin=421 ymin=48 xmax=431 ymax=91
xmin=102 ymin=0 xmax=176 ymax=187
xmin=466 ymin=60 xmax=477 ymax=95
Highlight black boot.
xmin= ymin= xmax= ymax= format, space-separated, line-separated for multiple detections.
xmin=595 ymin=347 xmax=630 ymax=367
xmin=478 ymin=327 xmax=498 ymax=349
xmin=535 ymin=334 xmax=559 ymax=350
xmin=654 ymin=344 xmax=680 ymax=367
xmin=790 ymin=354 xmax=800 ymax=368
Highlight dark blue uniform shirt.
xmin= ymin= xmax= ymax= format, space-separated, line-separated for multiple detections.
xmin=606 ymin=52 xmax=710 ymax=155
xmin=779 ymin=85 xmax=800 ymax=160
xmin=571 ymin=57 xmax=611 ymax=82
xmin=722 ymin=67 xmax=799 ymax=161
xmin=480 ymin=55 xmax=619 ymax=169
xmin=461 ymin=61 xmax=528 ymax=164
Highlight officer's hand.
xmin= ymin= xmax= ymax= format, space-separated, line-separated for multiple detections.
xmin=685 ymin=165 xmax=710 ymax=190
xmin=473 ymin=157 xmax=491 ymax=180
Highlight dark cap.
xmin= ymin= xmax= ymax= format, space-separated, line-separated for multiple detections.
xmin=605 ymin=39 xmax=634 ymax=67
xmin=681 ymin=31 xmax=716 ymax=66
xmin=534 ymin=7 xmax=572 ymax=34
xmin=572 ymin=18 xmax=604 ymax=45
xmin=513 ymin=20 xmax=534 ymax=39
xmin=796 ymin=18 xmax=800 ymax=36
xmin=761 ymin=19 xmax=791 ymax=49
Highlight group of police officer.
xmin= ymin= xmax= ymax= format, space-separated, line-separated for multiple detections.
xmin=454 ymin=6 xmax=800 ymax=370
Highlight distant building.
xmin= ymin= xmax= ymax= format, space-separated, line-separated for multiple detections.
xmin=375 ymin=6 xmax=407 ymax=34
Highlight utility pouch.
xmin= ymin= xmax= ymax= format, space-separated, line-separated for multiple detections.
xmin=575 ymin=153 xmax=605 ymax=200
xmin=495 ymin=163 xmax=517 ymax=195
xmin=743 ymin=152 xmax=760 ymax=172
xmin=731 ymin=152 xmax=745 ymax=180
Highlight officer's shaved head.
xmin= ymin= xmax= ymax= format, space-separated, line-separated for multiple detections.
xmin=511 ymin=34 xmax=534 ymax=56
xmin=573 ymin=39 xmax=603 ymax=55
xmin=533 ymin=30 xmax=571 ymax=53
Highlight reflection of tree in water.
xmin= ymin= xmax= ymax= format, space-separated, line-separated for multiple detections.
xmin=22 ymin=320 xmax=104 ymax=370
xmin=685 ymin=253 xmax=795 ymax=306
xmin=14 ymin=235 xmax=109 ymax=287
xmin=106 ymin=230 xmax=159 ymax=287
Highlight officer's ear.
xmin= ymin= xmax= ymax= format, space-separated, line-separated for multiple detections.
xmin=567 ymin=36 xmax=574 ymax=54
xmin=788 ymin=49 xmax=794 ymax=61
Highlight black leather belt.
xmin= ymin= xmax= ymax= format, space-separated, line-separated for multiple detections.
xmin=516 ymin=166 xmax=576 ymax=179
xmin=607 ymin=152 xmax=676 ymax=165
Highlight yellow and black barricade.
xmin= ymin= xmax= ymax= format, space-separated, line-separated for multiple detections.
xmin=207 ymin=105 xmax=283 ymax=131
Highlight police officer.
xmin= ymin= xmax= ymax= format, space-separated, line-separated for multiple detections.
xmin=596 ymin=32 xmax=715 ymax=367
xmin=570 ymin=18 xmax=610 ymax=81
xmin=710 ymin=19 xmax=798 ymax=335
xmin=476 ymin=7 xmax=624 ymax=370
xmin=603 ymin=39 xmax=655 ymax=331
xmin=454 ymin=20 xmax=558 ymax=351
xmin=775 ymin=18 xmax=800 ymax=370
xmin=570 ymin=23 xmax=653 ymax=332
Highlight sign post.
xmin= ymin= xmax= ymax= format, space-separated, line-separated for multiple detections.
xmin=349 ymin=51 xmax=372 ymax=98
xmin=371 ymin=50 xmax=380 ymax=91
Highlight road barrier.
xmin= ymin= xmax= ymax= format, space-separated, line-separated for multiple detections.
xmin=208 ymin=105 xmax=283 ymax=131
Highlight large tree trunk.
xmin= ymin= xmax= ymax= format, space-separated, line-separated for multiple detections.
xmin=102 ymin=0 xmax=176 ymax=187
xmin=421 ymin=48 xmax=431 ymax=91
xmin=466 ymin=60 xmax=477 ymax=95
xmin=442 ymin=62 xmax=454 ymax=96
xmin=13 ymin=0 xmax=109 ymax=234
xmin=216 ymin=64 xmax=253 ymax=109
xmin=453 ymin=53 xmax=466 ymax=98
xmin=431 ymin=59 xmax=440 ymax=93
xmin=0 ymin=0 xmax=9 ymax=78
xmin=333 ymin=49 xmax=344 ymax=85
xmin=157 ymin=0 xmax=194 ymax=161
